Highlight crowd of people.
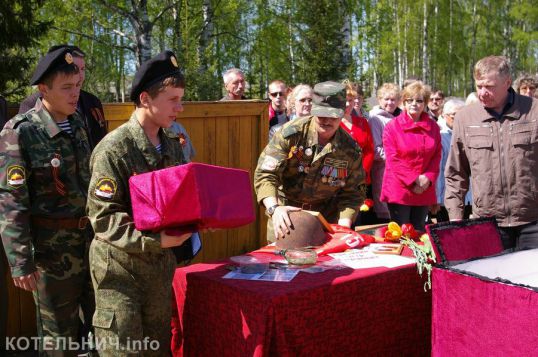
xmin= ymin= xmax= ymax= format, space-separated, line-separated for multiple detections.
xmin=0 ymin=46 xmax=537 ymax=356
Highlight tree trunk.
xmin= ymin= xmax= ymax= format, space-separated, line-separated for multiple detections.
xmin=340 ymin=0 xmax=352 ymax=72
xmin=198 ymin=0 xmax=213 ymax=73
xmin=422 ymin=0 xmax=428 ymax=84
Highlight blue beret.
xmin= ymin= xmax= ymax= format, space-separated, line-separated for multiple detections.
xmin=30 ymin=47 xmax=78 ymax=85
xmin=130 ymin=50 xmax=182 ymax=102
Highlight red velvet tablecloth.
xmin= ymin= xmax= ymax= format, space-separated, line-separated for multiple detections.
xmin=171 ymin=251 xmax=431 ymax=356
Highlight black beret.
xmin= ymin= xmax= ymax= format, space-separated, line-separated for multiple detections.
xmin=48 ymin=44 xmax=85 ymax=57
xmin=130 ymin=50 xmax=182 ymax=102
xmin=30 ymin=47 xmax=78 ymax=85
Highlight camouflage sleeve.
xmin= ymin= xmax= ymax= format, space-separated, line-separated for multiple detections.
xmin=336 ymin=148 xmax=365 ymax=220
xmin=253 ymin=130 xmax=290 ymax=203
xmin=0 ymin=121 xmax=35 ymax=277
xmin=87 ymin=149 xmax=162 ymax=254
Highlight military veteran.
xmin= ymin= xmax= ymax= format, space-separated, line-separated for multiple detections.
xmin=254 ymin=81 xmax=365 ymax=242
xmin=87 ymin=50 xmax=198 ymax=355
xmin=0 ymin=47 xmax=93 ymax=354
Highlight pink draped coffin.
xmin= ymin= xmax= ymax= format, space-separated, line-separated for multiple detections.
xmin=427 ymin=218 xmax=538 ymax=356
xmin=129 ymin=163 xmax=255 ymax=232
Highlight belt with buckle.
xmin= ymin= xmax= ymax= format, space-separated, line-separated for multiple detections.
xmin=31 ymin=216 xmax=90 ymax=230
xmin=279 ymin=197 xmax=326 ymax=211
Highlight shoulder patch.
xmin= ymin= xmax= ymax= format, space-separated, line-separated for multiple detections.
xmin=261 ymin=156 xmax=279 ymax=171
xmin=281 ymin=125 xmax=298 ymax=138
xmin=94 ymin=177 xmax=117 ymax=200
xmin=7 ymin=165 xmax=26 ymax=188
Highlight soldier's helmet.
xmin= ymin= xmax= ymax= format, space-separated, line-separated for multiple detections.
xmin=275 ymin=211 xmax=327 ymax=249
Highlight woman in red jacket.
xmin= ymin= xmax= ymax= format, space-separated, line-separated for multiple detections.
xmin=380 ymin=81 xmax=441 ymax=231
xmin=340 ymin=81 xmax=374 ymax=184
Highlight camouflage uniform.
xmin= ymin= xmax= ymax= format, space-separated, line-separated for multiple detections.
xmin=87 ymin=114 xmax=187 ymax=356
xmin=0 ymin=99 xmax=93 ymax=355
xmin=254 ymin=116 xmax=365 ymax=241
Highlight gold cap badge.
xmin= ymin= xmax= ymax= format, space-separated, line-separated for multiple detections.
xmin=171 ymin=55 xmax=178 ymax=68
xmin=65 ymin=53 xmax=74 ymax=64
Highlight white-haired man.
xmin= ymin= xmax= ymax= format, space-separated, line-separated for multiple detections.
xmin=220 ymin=68 xmax=247 ymax=100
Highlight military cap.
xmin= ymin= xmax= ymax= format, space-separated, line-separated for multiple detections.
xmin=30 ymin=47 xmax=78 ymax=85
xmin=130 ymin=50 xmax=182 ymax=102
xmin=275 ymin=211 xmax=327 ymax=249
xmin=48 ymin=44 xmax=86 ymax=57
xmin=311 ymin=81 xmax=347 ymax=118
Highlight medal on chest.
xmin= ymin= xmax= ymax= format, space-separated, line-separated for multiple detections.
xmin=289 ymin=145 xmax=314 ymax=173
xmin=321 ymin=158 xmax=349 ymax=187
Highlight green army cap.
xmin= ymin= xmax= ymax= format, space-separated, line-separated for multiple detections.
xmin=311 ymin=81 xmax=346 ymax=118
xmin=30 ymin=47 xmax=78 ymax=85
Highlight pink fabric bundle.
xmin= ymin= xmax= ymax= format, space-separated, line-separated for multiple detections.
xmin=129 ymin=163 xmax=255 ymax=232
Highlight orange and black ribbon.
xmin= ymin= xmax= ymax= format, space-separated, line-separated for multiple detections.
xmin=51 ymin=153 xmax=66 ymax=196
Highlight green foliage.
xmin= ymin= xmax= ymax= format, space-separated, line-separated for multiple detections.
xmin=400 ymin=236 xmax=437 ymax=291
xmin=2 ymin=0 xmax=537 ymax=102
xmin=0 ymin=0 xmax=50 ymax=98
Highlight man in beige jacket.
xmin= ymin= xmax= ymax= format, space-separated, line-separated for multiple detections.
xmin=445 ymin=55 xmax=538 ymax=250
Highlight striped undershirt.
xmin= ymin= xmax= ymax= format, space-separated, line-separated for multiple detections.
xmin=155 ymin=143 xmax=162 ymax=154
xmin=57 ymin=120 xmax=73 ymax=135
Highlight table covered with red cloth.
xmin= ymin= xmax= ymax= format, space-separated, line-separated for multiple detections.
xmin=171 ymin=251 xmax=431 ymax=356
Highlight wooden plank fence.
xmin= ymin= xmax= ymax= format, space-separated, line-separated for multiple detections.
xmin=2 ymin=100 xmax=270 ymax=340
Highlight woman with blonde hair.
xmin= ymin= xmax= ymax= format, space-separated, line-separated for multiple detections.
xmin=380 ymin=81 xmax=441 ymax=231
xmin=368 ymin=83 xmax=402 ymax=222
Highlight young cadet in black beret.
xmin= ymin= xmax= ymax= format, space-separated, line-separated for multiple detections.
xmin=19 ymin=45 xmax=107 ymax=149
xmin=87 ymin=50 xmax=199 ymax=354
xmin=0 ymin=47 xmax=95 ymax=354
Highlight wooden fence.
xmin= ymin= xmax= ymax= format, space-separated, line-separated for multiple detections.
xmin=3 ymin=100 xmax=270 ymax=339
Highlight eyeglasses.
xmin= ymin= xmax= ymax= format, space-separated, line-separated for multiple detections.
xmin=404 ymin=99 xmax=424 ymax=104
xmin=298 ymin=98 xmax=312 ymax=103
xmin=270 ymin=92 xmax=285 ymax=97
xmin=430 ymin=97 xmax=444 ymax=102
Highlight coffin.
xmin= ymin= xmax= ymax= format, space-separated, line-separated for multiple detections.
xmin=427 ymin=218 xmax=538 ymax=356
xmin=129 ymin=163 xmax=256 ymax=232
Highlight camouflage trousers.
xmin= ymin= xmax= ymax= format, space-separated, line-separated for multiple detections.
xmin=32 ymin=227 xmax=94 ymax=357
xmin=89 ymin=239 xmax=176 ymax=356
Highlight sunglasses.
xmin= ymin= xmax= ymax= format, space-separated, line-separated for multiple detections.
xmin=270 ymin=92 xmax=285 ymax=97
xmin=404 ymin=99 xmax=424 ymax=104
xmin=430 ymin=97 xmax=443 ymax=102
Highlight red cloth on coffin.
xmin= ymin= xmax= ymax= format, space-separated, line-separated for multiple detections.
xmin=432 ymin=267 xmax=538 ymax=356
xmin=171 ymin=250 xmax=431 ymax=356
xmin=426 ymin=217 xmax=504 ymax=264
xmin=129 ymin=162 xmax=255 ymax=232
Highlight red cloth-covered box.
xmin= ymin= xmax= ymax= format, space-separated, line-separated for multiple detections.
xmin=129 ymin=163 xmax=255 ymax=232
xmin=427 ymin=217 xmax=538 ymax=356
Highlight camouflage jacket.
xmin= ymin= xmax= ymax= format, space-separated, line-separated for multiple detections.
xmin=87 ymin=113 xmax=187 ymax=254
xmin=254 ymin=116 xmax=365 ymax=221
xmin=0 ymin=99 xmax=92 ymax=277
